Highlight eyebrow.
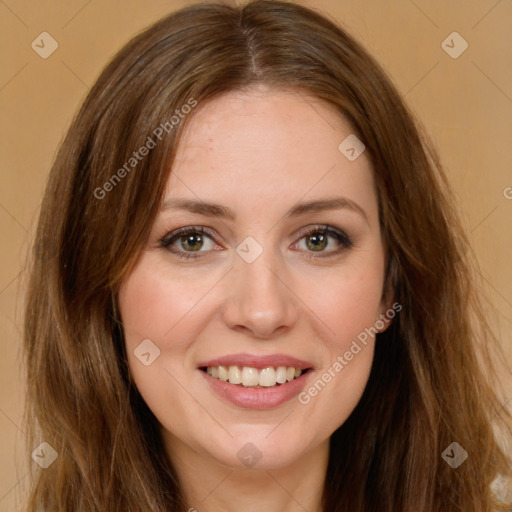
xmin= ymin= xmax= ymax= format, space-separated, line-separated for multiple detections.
xmin=161 ymin=197 xmax=369 ymax=224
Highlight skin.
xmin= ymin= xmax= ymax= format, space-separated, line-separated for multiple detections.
xmin=118 ymin=86 xmax=393 ymax=512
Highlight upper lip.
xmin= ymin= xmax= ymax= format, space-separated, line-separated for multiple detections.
xmin=198 ymin=352 xmax=314 ymax=370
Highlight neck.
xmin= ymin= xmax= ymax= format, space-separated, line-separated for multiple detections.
xmin=164 ymin=433 xmax=329 ymax=512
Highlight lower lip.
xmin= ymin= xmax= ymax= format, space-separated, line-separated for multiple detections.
xmin=199 ymin=370 xmax=311 ymax=409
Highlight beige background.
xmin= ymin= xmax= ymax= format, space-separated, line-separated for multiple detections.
xmin=1 ymin=0 xmax=511 ymax=509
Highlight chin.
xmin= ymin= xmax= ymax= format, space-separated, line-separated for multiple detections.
xmin=208 ymin=427 xmax=313 ymax=470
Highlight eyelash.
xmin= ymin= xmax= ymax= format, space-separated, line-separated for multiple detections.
xmin=159 ymin=225 xmax=354 ymax=261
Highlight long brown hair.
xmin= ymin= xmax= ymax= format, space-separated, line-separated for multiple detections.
xmin=22 ymin=0 xmax=512 ymax=510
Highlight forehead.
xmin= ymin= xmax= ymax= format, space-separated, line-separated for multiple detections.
xmin=173 ymin=86 xmax=353 ymax=165
xmin=164 ymin=87 xmax=377 ymax=222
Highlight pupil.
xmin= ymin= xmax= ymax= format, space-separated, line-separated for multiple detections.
xmin=308 ymin=233 xmax=326 ymax=251
xmin=183 ymin=233 xmax=202 ymax=251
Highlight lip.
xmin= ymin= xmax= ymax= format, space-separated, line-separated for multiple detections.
xmin=197 ymin=352 xmax=314 ymax=370
xmin=199 ymin=368 xmax=313 ymax=409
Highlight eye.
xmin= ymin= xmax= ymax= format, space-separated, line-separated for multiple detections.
xmin=292 ymin=225 xmax=353 ymax=258
xmin=159 ymin=224 xmax=353 ymax=261
xmin=160 ymin=226 xmax=219 ymax=260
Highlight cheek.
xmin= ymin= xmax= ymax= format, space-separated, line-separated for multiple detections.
xmin=303 ymin=255 xmax=385 ymax=351
xmin=117 ymin=258 xmax=213 ymax=403
xmin=117 ymin=260 xmax=211 ymax=434
xmin=118 ymin=257 xmax=217 ymax=346
xmin=293 ymin=255 xmax=384 ymax=433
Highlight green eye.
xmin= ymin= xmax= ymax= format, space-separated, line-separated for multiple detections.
xmin=160 ymin=226 xmax=217 ymax=260
xmin=294 ymin=226 xmax=353 ymax=258
xmin=160 ymin=224 xmax=353 ymax=261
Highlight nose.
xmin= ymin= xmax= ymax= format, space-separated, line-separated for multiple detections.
xmin=221 ymin=247 xmax=299 ymax=339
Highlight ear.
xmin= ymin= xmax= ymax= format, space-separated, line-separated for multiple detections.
xmin=376 ymin=254 xmax=399 ymax=334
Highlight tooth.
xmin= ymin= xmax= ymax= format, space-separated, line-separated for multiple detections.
xmin=209 ymin=365 xmax=304 ymax=386
xmin=218 ymin=365 xmax=228 ymax=381
xmin=259 ymin=367 xmax=277 ymax=387
xmin=276 ymin=366 xmax=287 ymax=384
xmin=228 ymin=365 xmax=242 ymax=384
xmin=241 ymin=367 xmax=259 ymax=386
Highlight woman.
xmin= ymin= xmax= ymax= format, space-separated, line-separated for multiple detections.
xmin=23 ymin=0 xmax=512 ymax=510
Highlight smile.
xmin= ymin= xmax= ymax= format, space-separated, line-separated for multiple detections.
xmin=197 ymin=353 xmax=314 ymax=409
xmin=200 ymin=365 xmax=308 ymax=388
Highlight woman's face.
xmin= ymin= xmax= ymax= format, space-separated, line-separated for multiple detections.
xmin=118 ymin=86 xmax=391 ymax=470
